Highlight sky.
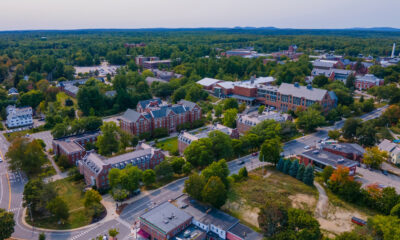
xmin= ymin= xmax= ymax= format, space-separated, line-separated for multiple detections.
xmin=1 ymin=0 xmax=400 ymax=31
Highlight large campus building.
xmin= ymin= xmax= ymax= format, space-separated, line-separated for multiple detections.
xmin=6 ymin=105 xmax=33 ymax=128
xmin=120 ymin=99 xmax=202 ymax=136
xmin=79 ymin=142 xmax=164 ymax=189
xmin=236 ymin=111 xmax=291 ymax=134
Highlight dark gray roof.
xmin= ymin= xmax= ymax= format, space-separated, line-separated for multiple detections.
xmin=228 ymin=223 xmax=263 ymax=240
xmin=8 ymin=87 xmax=18 ymax=94
xmin=228 ymin=94 xmax=256 ymax=101
xmin=140 ymin=202 xmax=192 ymax=234
xmin=138 ymin=98 xmax=162 ymax=109
xmin=145 ymin=77 xmax=168 ymax=85
xmin=64 ymin=85 xmax=79 ymax=95
xmin=300 ymin=149 xmax=358 ymax=169
xmin=121 ymin=109 xmax=142 ymax=122
xmin=151 ymin=105 xmax=187 ymax=118
xmin=323 ymin=143 xmax=365 ymax=155
xmin=178 ymin=100 xmax=197 ymax=110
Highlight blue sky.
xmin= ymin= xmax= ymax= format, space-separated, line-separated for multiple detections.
xmin=1 ymin=0 xmax=400 ymax=30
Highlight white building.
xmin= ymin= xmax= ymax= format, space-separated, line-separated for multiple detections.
xmin=6 ymin=105 xmax=33 ymax=128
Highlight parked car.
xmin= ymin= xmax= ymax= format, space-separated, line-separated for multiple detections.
xmin=351 ymin=217 xmax=367 ymax=226
xmin=252 ymin=152 xmax=258 ymax=156
xmin=133 ymin=189 xmax=141 ymax=196
xmin=382 ymin=170 xmax=388 ymax=176
xmin=304 ymin=145 xmax=310 ymax=150
xmin=238 ymin=160 xmax=245 ymax=165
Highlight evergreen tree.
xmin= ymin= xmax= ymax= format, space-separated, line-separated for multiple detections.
xmin=283 ymin=159 xmax=291 ymax=174
xmin=276 ymin=158 xmax=284 ymax=172
xmin=303 ymin=165 xmax=315 ymax=186
xmin=296 ymin=164 xmax=305 ymax=181
xmin=289 ymin=159 xmax=299 ymax=178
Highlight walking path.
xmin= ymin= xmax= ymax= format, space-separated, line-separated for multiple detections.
xmin=314 ymin=181 xmax=328 ymax=218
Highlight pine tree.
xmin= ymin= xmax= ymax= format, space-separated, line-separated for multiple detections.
xmin=276 ymin=158 xmax=284 ymax=172
xmin=283 ymin=159 xmax=291 ymax=174
xmin=303 ymin=165 xmax=315 ymax=186
xmin=296 ymin=164 xmax=305 ymax=181
xmin=289 ymin=159 xmax=299 ymax=178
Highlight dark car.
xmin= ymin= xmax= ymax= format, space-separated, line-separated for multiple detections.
xmin=382 ymin=170 xmax=388 ymax=176
xmin=238 ymin=160 xmax=245 ymax=165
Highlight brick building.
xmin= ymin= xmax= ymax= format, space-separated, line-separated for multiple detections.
xmin=178 ymin=124 xmax=239 ymax=154
xmin=52 ymin=132 xmax=100 ymax=165
xmin=322 ymin=143 xmax=365 ymax=162
xmin=236 ymin=111 xmax=291 ymax=134
xmin=78 ymin=142 xmax=164 ymax=189
xmin=264 ymin=83 xmax=337 ymax=112
xmin=120 ymin=99 xmax=201 ymax=136
xmin=355 ymin=74 xmax=383 ymax=90
xmin=299 ymin=149 xmax=358 ymax=175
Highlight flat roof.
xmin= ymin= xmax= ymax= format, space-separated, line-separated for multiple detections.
xmin=140 ymin=202 xmax=192 ymax=234
xmin=322 ymin=143 xmax=365 ymax=155
xmin=300 ymin=149 xmax=358 ymax=168
xmin=228 ymin=223 xmax=263 ymax=240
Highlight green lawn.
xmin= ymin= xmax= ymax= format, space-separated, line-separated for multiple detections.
xmin=156 ymin=137 xmax=178 ymax=154
xmin=56 ymin=91 xmax=77 ymax=107
xmin=27 ymin=177 xmax=103 ymax=229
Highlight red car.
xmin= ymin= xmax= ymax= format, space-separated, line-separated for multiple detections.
xmin=351 ymin=217 xmax=367 ymax=226
xmin=252 ymin=152 xmax=258 ymax=156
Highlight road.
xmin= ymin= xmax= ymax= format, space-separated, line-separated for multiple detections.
xmin=0 ymin=106 xmax=388 ymax=240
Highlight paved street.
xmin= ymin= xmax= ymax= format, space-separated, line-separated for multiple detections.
xmin=0 ymin=105 xmax=392 ymax=240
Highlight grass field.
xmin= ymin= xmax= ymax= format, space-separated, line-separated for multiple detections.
xmin=156 ymin=137 xmax=178 ymax=154
xmin=56 ymin=91 xmax=77 ymax=107
xmin=222 ymin=167 xmax=318 ymax=229
xmin=27 ymin=177 xmax=103 ymax=229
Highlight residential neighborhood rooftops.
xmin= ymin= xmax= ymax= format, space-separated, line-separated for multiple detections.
xmin=140 ymin=202 xmax=192 ymax=234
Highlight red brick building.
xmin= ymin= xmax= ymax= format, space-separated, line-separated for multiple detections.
xmin=79 ymin=142 xmax=164 ymax=189
xmin=52 ymin=132 xmax=100 ymax=165
xmin=322 ymin=143 xmax=365 ymax=162
xmin=120 ymin=99 xmax=202 ymax=136
xmin=355 ymin=74 xmax=383 ymax=90
xmin=264 ymin=83 xmax=337 ymax=113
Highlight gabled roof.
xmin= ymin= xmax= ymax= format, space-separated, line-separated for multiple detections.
xmin=121 ymin=109 xmax=142 ymax=122
xmin=278 ymin=83 xmax=328 ymax=101
xmin=138 ymin=98 xmax=162 ymax=109
xmin=378 ymin=139 xmax=398 ymax=153
xmin=178 ymin=100 xmax=197 ymax=110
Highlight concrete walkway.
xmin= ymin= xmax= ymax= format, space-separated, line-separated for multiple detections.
xmin=314 ymin=181 xmax=328 ymax=218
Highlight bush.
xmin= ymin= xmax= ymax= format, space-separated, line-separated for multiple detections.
xmin=65 ymin=98 xmax=74 ymax=106
xmin=152 ymin=128 xmax=169 ymax=139
xmin=139 ymin=132 xmax=151 ymax=141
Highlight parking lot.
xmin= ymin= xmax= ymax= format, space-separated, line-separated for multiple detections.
xmin=357 ymin=167 xmax=400 ymax=193
xmin=30 ymin=130 xmax=53 ymax=151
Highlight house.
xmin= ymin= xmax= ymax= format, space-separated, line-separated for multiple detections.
xmin=322 ymin=143 xmax=365 ymax=162
xmin=311 ymin=68 xmax=354 ymax=84
xmin=299 ymin=149 xmax=358 ymax=175
xmin=264 ymin=83 xmax=337 ymax=113
xmin=236 ymin=111 xmax=291 ymax=134
xmin=143 ymin=60 xmax=172 ymax=69
xmin=150 ymin=69 xmax=183 ymax=81
xmin=79 ymin=142 xmax=164 ymax=189
xmin=178 ymin=124 xmax=240 ymax=153
xmin=145 ymin=77 xmax=168 ymax=86
xmin=138 ymin=202 xmax=193 ymax=240
xmin=7 ymin=87 xmax=19 ymax=99
xmin=355 ymin=74 xmax=383 ymax=90
xmin=6 ymin=105 xmax=33 ymax=128
xmin=63 ymin=84 xmax=79 ymax=97
xmin=52 ymin=131 xmax=100 ymax=165
xmin=135 ymin=56 xmax=160 ymax=67
xmin=120 ymin=99 xmax=202 ymax=136
xmin=378 ymin=139 xmax=400 ymax=164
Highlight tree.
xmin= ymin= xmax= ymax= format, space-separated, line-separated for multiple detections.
xmin=208 ymin=130 xmax=234 ymax=160
xmin=201 ymin=176 xmax=227 ymax=208
xmin=258 ymin=105 xmax=265 ymax=114
xmin=109 ymin=228 xmax=119 ymax=239
xmin=118 ymin=130 xmax=132 ymax=151
xmin=214 ymin=104 xmax=223 ymax=118
xmin=287 ymin=208 xmax=321 ymax=240
xmin=313 ymin=75 xmax=329 ymax=88
xmin=259 ymin=138 xmax=283 ymax=166
xmin=296 ymin=108 xmax=325 ymax=132
xmin=322 ymin=166 xmax=334 ymax=183
xmin=302 ymin=165 xmax=314 ymax=186
xmin=377 ymin=187 xmax=399 ymax=215
xmin=363 ymin=146 xmax=388 ymax=169
xmin=142 ymin=169 xmax=156 ymax=187
xmin=258 ymin=202 xmax=288 ymax=237
xmin=369 ymin=215 xmax=400 ymax=240
xmin=77 ymin=84 xmax=105 ymax=116
xmin=238 ymin=167 xmax=248 ymax=179
xmin=184 ymin=138 xmax=214 ymax=167
xmin=342 ymin=118 xmax=362 ymax=140
xmin=184 ymin=173 xmax=206 ymax=200
xmin=390 ymin=203 xmax=400 ymax=218
xmin=356 ymin=122 xmax=377 ymax=146
xmin=38 ymin=233 xmax=46 ymax=240
xmin=51 ymin=123 xmax=69 ymax=138
xmin=108 ymin=168 xmax=122 ymax=188
xmin=346 ymin=74 xmax=356 ymax=89
xmin=84 ymin=189 xmax=102 ymax=209
xmin=170 ymin=157 xmax=185 ymax=174
xmin=7 ymin=138 xmax=47 ymax=177
xmin=223 ymin=98 xmax=239 ymax=110
xmin=382 ymin=105 xmax=400 ymax=125
xmin=289 ymin=159 xmax=299 ymax=178
xmin=154 ymin=160 xmax=173 ymax=180
xmin=131 ymin=135 xmax=139 ymax=147
xmin=201 ymin=159 xmax=230 ymax=188
xmin=238 ymin=103 xmax=246 ymax=113
xmin=0 ymin=208 xmax=15 ymax=240
xmin=283 ymin=159 xmax=291 ymax=174
xmin=182 ymin=162 xmax=193 ymax=175
xmin=46 ymin=197 xmax=69 ymax=223
xmin=223 ymin=108 xmax=238 ymax=128
xmin=19 ymin=90 xmax=44 ymax=108
xmin=120 ymin=165 xmax=142 ymax=191
xmin=296 ymin=164 xmax=306 ymax=181
xmin=96 ymin=122 xmax=120 ymax=156
xmin=276 ymin=158 xmax=284 ymax=172
xmin=328 ymin=130 xmax=341 ymax=140
xmin=111 ymin=188 xmax=129 ymax=202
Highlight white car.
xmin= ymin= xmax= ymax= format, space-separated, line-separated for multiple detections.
xmin=304 ymin=145 xmax=311 ymax=150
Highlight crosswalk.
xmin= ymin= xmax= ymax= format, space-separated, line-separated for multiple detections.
xmin=8 ymin=207 xmax=21 ymax=212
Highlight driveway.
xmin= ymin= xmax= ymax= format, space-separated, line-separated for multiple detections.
xmin=356 ymin=167 xmax=400 ymax=193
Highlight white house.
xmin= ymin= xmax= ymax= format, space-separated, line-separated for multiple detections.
xmin=6 ymin=105 xmax=33 ymax=128
xmin=378 ymin=139 xmax=400 ymax=164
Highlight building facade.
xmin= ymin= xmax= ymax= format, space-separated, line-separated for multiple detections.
xmin=6 ymin=105 xmax=33 ymax=128
xmin=378 ymin=139 xmax=400 ymax=164
xmin=355 ymin=74 xmax=383 ymax=90
xmin=120 ymin=99 xmax=202 ymax=136
xmin=236 ymin=111 xmax=291 ymax=134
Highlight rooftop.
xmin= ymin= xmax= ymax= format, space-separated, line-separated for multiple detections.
xmin=300 ymin=149 xmax=358 ymax=169
xmin=196 ymin=78 xmax=222 ymax=87
xmin=278 ymin=83 xmax=329 ymax=101
xmin=228 ymin=223 xmax=263 ymax=240
xmin=322 ymin=143 xmax=365 ymax=155
xmin=140 ymin=202 xmax=192 ymax=234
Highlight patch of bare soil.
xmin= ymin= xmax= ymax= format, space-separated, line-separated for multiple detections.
xmin=223 ymin=200 xmax=260 ymax=228
xmin=289 ymin=193 xmax=317 ymax=212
